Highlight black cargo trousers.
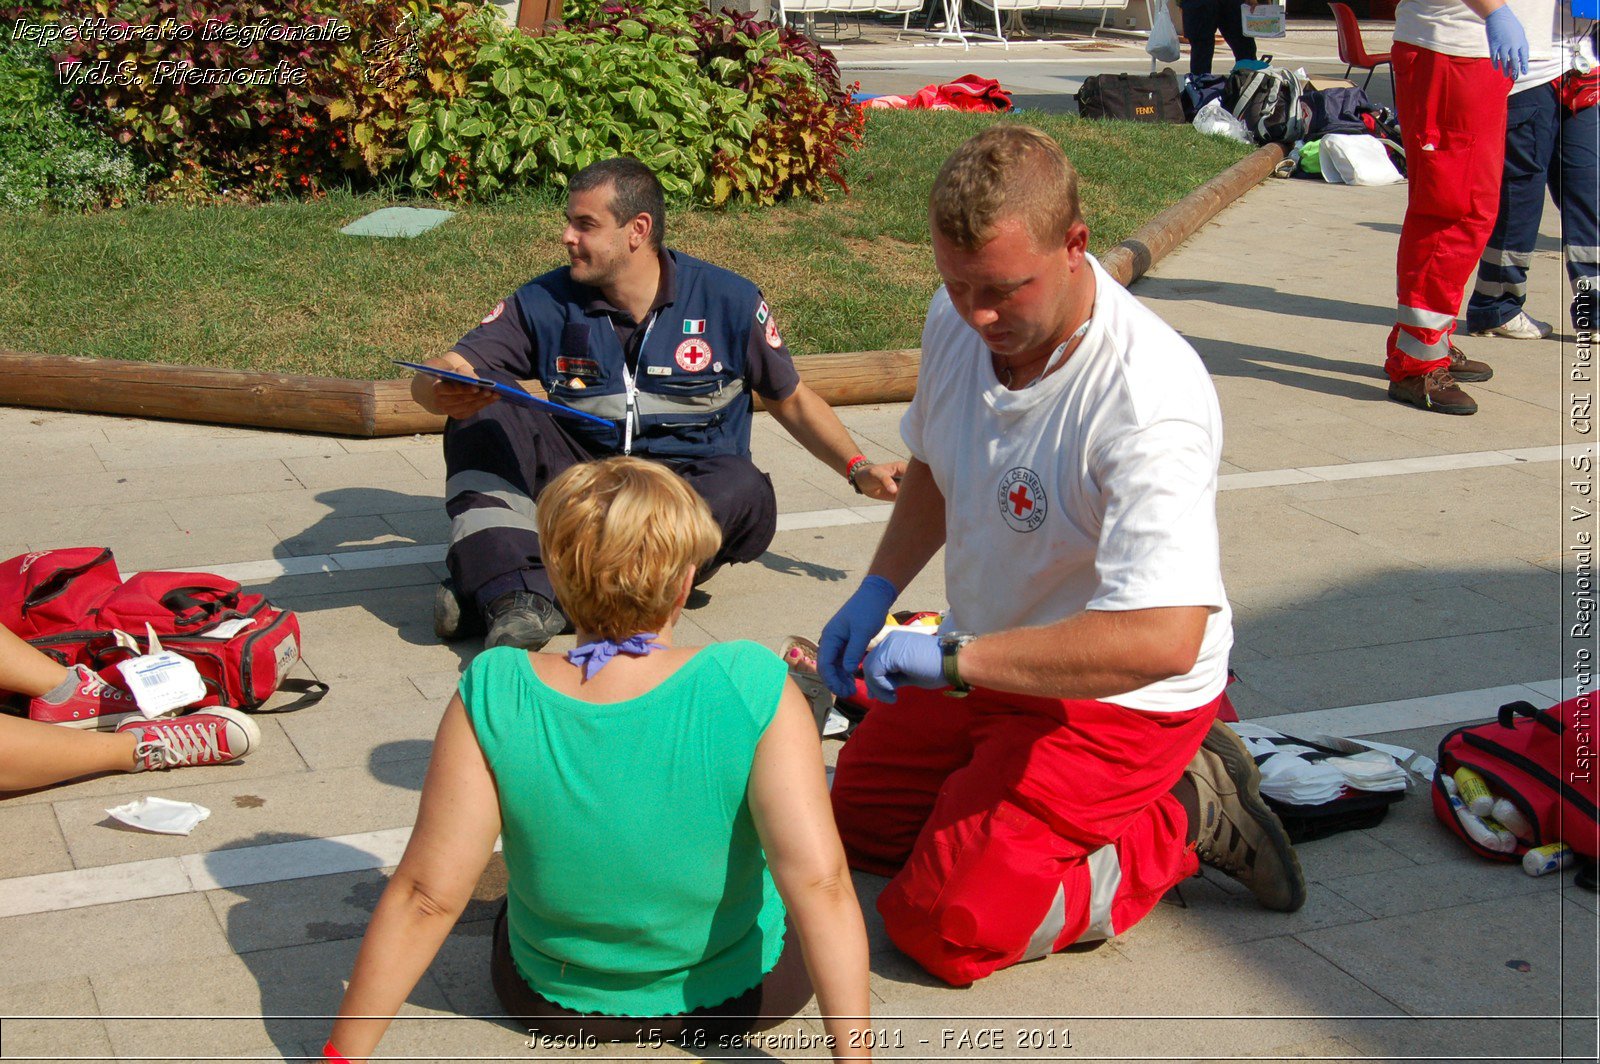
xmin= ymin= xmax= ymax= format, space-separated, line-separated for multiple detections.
xmin=442 ymin=399 xmax=778 ymax=614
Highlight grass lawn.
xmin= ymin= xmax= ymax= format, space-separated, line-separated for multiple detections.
xmin=0 ymin=111 xmax=1252 ymax=378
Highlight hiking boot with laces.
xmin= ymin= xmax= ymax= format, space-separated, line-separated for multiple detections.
xmin=1387 ymin=368 xmax=1478 ymax=415
xmin=485 ymin=591 xmax=567 ymax=652
xmin=28 ymin=664 xmax=141 ymax=730
xmin=1446 ymin=345 xmax=1493 ymax=383
xmin=433 ymin=578 xmax=483 ymax=641
xmin=117 ymin=708 xmax=261 ymax=771
xmin=1472 ymin=310 xmax=1552 ymax=341
xmin=1172 ymin=721 xmax=1307 ymax=912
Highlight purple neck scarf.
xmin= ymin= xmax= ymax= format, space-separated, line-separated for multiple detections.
xmin=565 ymin=632 xmax=665 ymax=680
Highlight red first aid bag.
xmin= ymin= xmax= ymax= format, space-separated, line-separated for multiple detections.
xmin=1432 ymin=697 xmax=1600 ymax=861
xmin=1 ymin=548 xmax=325 ymax=713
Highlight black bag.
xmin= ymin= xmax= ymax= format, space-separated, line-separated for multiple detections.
xmin=1303 ymin=86 xmax=1377 ymax=138
xmin=1076 ymin=70 xmax=1185 ymax=123
xmin=1224 ymin=67 xmax=1308 ymax=143
xmin=1181 ymin=73 xmax=1229 ymax=121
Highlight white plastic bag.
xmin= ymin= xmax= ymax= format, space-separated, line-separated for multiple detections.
xmin=1320 ymin=133 xmax=1405 ymax=185
xmin=1193 ymin=98 xmax=1254 ymax=143
xmin=1241 ymin=2 xmax=1287 ymax=38
xmin=1147 ymin=1 xmax=1181 ymax=64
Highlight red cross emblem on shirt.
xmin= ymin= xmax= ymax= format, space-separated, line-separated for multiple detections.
xmin=997 ymin=466 xmax=1047 ymax=533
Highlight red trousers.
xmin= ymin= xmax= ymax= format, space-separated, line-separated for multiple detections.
xmin=830 ymin=686 xmax=1220 ymax=986
xmin=1386 ymin=43 xmax=1512 ymax=382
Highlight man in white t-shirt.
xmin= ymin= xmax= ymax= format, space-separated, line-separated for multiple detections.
xmin=814 ymin=126 xmax=1305 ymax=988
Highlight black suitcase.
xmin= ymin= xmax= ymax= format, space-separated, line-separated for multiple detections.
xmin=1076 ymin=70 xmax=1185 ymax=123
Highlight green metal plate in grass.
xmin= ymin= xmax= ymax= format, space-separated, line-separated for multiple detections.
xmin=339 ymin=206 xmax=455 ymax=238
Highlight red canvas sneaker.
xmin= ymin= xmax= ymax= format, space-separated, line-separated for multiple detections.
xmin=117 ymin=708 xmax=261 ymax=771
xmin=28 ymin=665 xmax=140 ymax=730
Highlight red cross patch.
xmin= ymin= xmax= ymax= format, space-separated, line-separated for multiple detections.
xmin=997 ymin=467 xmax=1047 ymax=533
xmin=480 ymin=300 xmax=505 ymax=325
xmin=675 ymin=337 xmax=713 ymax=372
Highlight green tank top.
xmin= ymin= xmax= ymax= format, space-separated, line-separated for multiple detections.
xmin=459 ymin=641 xmax=790 ymax=1015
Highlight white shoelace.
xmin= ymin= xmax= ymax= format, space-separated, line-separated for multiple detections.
xmin=135 ymin=719 xmax=225 ymax=770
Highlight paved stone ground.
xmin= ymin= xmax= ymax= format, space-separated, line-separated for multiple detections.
xmin=1 ymin=23 xmax=1596 ymax=1064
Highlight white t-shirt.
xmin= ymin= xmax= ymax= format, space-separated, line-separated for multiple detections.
xmin=901 ymin=255 xmax=1233 ymax=713
xmin=1394 ymin=0 xmax=1556 ymax=60
xmin=1515 ymin=17 xmax=1595 ymax=93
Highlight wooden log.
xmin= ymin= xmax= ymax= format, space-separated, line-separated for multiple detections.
xmin=0 ymin=351 xmax=377 ymax=436
xmin=0 ymin=147 xmax=1283 ymax=437
xmin=364 ymin=348 xmax=924 ymax=436
xmin=1100 ymin=142 xmax=1287 ymax=288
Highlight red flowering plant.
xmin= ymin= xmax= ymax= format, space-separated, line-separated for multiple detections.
xmin=52 ymin=0 xmax=345 ymax=200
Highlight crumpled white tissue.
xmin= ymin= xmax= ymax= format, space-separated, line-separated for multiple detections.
xmin=106 ymin=796 xmax=211 ymax=836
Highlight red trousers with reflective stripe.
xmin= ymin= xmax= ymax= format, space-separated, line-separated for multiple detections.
xmin=1386 ymin=42 xmax=1512 ymax=382
xmin=830 ymin=686 xmax=1219 ymax=986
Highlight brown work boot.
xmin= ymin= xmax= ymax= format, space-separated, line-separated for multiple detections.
xmin=1387 ymin=368 xmax=1478 ymax=415
xmin=1172 ymin=722 xmax=1307 ymax=912
xmin=1447 ymin=345 xmax=1493 ymax=382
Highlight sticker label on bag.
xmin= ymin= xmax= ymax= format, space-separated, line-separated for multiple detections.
xmin=122 ymin=651 xmax=207 ymax=718
xmin=198 ymin=617 xmax=256 ymax=640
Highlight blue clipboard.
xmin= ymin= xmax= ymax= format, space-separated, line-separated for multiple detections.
xmin=394 ymin=361 xmax=613 ymax=428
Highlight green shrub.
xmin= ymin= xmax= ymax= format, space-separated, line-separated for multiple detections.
xmin=319 ymin=0 xmax=497 ymax=180
xmin=0 ymin=39 xmax=143 ymax=211
xmin=402 ymin=13 xmax=759 ymax=201
xmin=405 ymin=3 xmax=861 ymax=205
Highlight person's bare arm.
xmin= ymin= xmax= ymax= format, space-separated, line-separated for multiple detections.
xmin=862 ymin=458 xmax=945 ymax=591
xmin=748 ymin=682 xmax=872 ymax=1061
xmin=330 ymin=697 xmax=501 ymax=1062
xmin=955 ymin=606 xmax=1211 ymax=700
xmin=409 ymin=352 xmax=500 ymax=419
xmin=762 ymin=383 xmax=905 ymax=501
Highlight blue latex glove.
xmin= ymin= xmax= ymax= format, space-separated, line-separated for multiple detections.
xmin=1485 ymin=6 xmax=1529 ymax=79
xmin=860 ymin=629 xmax=945 ymax=703
xmin=817 ymin=575 xmax=898 ymax=697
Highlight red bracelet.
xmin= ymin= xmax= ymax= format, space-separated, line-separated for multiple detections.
xmin=844 ymin=453 xmax=867 ymax=481
xmin=322 ymin=1039 xmax=351 ymax=1063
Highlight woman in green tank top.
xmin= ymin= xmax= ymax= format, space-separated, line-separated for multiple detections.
xmin=329 ymin=457 xmax=872 ymax=1062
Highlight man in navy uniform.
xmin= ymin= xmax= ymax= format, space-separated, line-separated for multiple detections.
xmin=411 ymin=157 xmax=904 ymax=650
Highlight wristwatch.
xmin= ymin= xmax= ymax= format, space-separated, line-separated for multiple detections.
xmin=939 ymin=633 xmax=976 ymax=696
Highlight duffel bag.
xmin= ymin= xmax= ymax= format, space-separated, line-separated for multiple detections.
xmin=1077 ymin=70 xmax=1185 ymax=123
xmin=1432 ymin=697 xmax=1599 ymax=861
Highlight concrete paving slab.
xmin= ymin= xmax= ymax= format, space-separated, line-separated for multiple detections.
xmin=267 ymin=513 xmax=414 ymax=558
xmin=90 ymin=433 xmax=349 ymax=473
xmin=1298 ymin=891 xmax=1595 ymax=1016
xmin=0 ymin=799 xmax=73 ymax=878
xmin=203 ymin=865 xmax=416 ymax=954
xmin=282 ymin=450 xmax=431 ymax=491
xmin=1235 ymin=585 xmax=1544 ymax=660
xmin=1231 ymin=625 xmax=1562 ymax=715
xmin=90 ymin=936 xmax=451 ymax=1058
xmin=45 ymin=763 xmax=420 ymax=871
xmin=276 ymin=677 xmax=451 ymax=772
xmin=381 ymin=507 xmax=451 ymax=544
xmin=0 ymin=976 xmax=115 ymax=1058
xmin=0 ymin=893 xmax=231 ymax=990
xmin=1321 ymin=853 xmax=1559 ymax=922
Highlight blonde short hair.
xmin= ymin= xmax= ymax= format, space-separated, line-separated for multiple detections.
xmin=536 ymin=457 xmax=722 ymax=640
xmin=929 ymin=124 xmax=1082 ymax=251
